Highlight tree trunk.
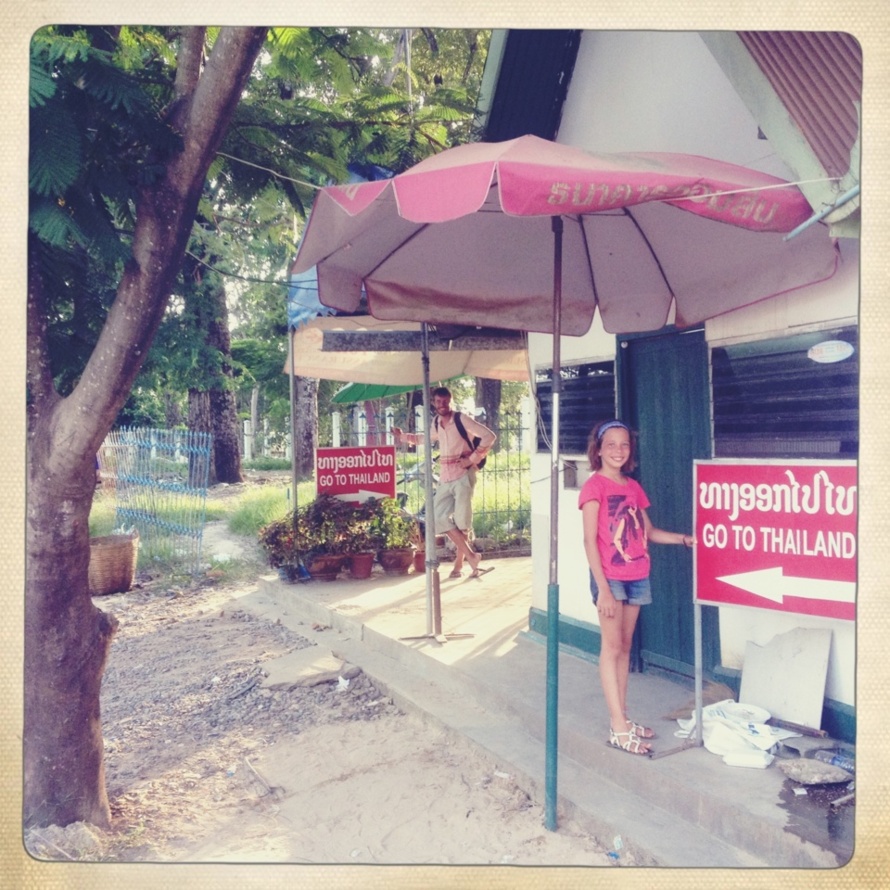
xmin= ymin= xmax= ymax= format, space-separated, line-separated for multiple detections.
xmin=476 ymin=378 xmax=502 ymax=450
xmin=24 ymin=416 xmax=119 ymax=829
xmin=163 ymin=391 xmax=184 ymax=428
xmin=205 ymin=280 xmax=243 ymax=483
xmin=292 ymin=375 xmax=318 ymax=478
xmin=210 ymin=388 xmax=243 ymax=482
xmin=189 ymin=389 xmax=214 ymax=485
xmin=24 ymin=27 xmax=267 ymax=828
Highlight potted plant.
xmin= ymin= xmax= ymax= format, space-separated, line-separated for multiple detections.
xmin=370 ymin=497 xmax=421 ymax=575
xmin=258 ymin=496 xmax=352 ymax=582
xmin=340 ymin=499 xmax=384 ymax=579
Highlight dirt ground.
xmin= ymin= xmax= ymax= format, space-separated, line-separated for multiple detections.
xmin=24 ymin=475 xmax=613 ymax=867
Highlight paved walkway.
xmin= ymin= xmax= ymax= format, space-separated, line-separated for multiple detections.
xmin=227 ymin=554 xmax=853 ymax=868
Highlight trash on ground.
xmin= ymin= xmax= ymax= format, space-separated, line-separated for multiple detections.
xmin=722 ymin=750 xmax=774 ymax=769
xmin=813 ymin=748 xmax=855 ymax=773
xmin=674 ymin=699 xmax=799 ymax=764
xmin=777 ymin=758 xmax=853 ymax=785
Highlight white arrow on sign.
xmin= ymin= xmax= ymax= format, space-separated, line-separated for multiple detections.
xmin=716 ymin=567 xmax=856 ymax=606
xmin=333 ymin=489 xmax=392 ymax=502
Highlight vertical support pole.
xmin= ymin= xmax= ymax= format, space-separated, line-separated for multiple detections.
xmin=694 ymin=601 xmax=704 ymax=746
xmin=421 ymin=323 xmax=438 ymax=637
xmin=288 ymin=327 xmax=299 ymax=518
xmin=545 ymin=216 xmax=563 ymax=832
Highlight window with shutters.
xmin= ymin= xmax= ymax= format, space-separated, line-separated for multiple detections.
xmin=535 ymin=360 xmax=616 ymax=454
xmin=711 ymin=326 xmax=858 ymax=459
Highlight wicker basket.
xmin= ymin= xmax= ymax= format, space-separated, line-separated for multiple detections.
xmin=88 ymin=532 xmax=139 ymax=596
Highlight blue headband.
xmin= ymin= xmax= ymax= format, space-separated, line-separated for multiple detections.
xmin=597 ymin=420 xmax=629 ymax=438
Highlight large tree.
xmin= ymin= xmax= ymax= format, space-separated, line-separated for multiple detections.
xmin=25 ymin=25 xmax=268 ymax=828
xmin=25 ymin=25 xmax=491 ymax=830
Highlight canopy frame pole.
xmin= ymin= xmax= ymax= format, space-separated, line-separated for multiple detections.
xmin=422 ymin=322 xmax=436 ymax=637
xmin=399 ymin=322 xmax=473 ymax=644
xmin=545 ymin=216 xmax=563 ymax=832
xmin=288 ymin=328 xmax=300 ymax=525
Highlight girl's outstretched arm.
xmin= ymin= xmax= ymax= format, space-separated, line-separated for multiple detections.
xmin=640 ymin=508 xmax=697 ymax=547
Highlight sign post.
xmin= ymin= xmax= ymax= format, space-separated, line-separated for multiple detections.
xmin=315 ymin=445 xmax=397 ymax=502
xmin=690 ymin=459 xmax=857 ymax=743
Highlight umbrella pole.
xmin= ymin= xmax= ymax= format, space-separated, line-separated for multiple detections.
xmin=422 ymin=322 xmax=437 ymax=636
xmin=399 ymin=322 xmax=472 ymax=644
xmin=545 ymin=216 xmax=563 ymax=832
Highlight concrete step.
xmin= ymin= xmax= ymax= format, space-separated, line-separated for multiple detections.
xmin=250 ymin=573 xmax=849 ymax=868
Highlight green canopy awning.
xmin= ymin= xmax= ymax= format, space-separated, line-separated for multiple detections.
xmin=331 ymin=378 xmax=459 ymax=404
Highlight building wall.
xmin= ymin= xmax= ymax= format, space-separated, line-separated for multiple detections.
xmin=528 ymin=31 xmax=859 ymax=710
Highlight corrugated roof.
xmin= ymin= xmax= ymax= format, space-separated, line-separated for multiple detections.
xmin=737 ymin=31 xmax=862 ymax=180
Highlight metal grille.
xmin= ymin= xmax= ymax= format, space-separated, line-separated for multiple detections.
xmin=535 ymin=360 xmax=616 ymax=454
xmin=712 ymin=326 xmax=858 ymax=459
xmin=99 ymin=427 xmax=212 ymax=574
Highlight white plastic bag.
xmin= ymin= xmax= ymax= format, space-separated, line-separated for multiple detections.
xmin=675 ymin=699 xmax=799 ymax=763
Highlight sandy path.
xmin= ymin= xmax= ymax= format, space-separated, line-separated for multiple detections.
xmin=25 ymin=505 xmax=613 ymax=868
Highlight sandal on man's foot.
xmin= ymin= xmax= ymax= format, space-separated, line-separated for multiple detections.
xmin=449 ymin=568 xmax=464 ymax=578
xmin=608 ymin=727 xmax=652 ymax=756
xmin=470 ymin=566 xmax=495 ymax=579
xmin=628 ymin=720 xmax=656 ymax=739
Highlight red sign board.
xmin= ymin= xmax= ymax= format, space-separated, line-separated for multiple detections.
xmin=316 ymin=445 xmax=397 ymax=502
xmin=694 ymin=460 xmax=857 ymax=621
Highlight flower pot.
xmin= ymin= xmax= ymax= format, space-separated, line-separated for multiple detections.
xmin=348 ymin=552 xmax=375 ymax=580
xmin=378 ymin=548 xmax=415 ymax=576
xmin=306 ymin=553 xmax=347 ymax=581
xmin=413 ymin=550 xmax=426 ymax=574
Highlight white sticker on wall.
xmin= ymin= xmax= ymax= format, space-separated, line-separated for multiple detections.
xmin=807 ymin=340 xmax=854 ymax=364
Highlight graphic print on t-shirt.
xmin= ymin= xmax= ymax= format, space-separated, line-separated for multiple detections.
xmin=605 ymin=493 xmax=649 ymax=568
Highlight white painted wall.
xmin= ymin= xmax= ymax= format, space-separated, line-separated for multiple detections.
xmin=529 ymin=31 xmax=859 ymax=708
xmin=559 ymin=31 xmax=794 ymax=177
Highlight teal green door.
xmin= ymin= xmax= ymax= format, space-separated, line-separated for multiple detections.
xmin=619 ymin=329 xmax=719 ymax=676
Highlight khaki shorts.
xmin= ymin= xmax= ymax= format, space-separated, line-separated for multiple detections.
xmin=434 ymin=472 xmax=475 ymax=532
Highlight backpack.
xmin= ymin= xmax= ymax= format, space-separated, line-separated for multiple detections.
xmin=436 ymin=411 xmax=486 ymax=469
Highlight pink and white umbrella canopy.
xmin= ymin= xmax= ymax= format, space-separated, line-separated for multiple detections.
xmin=293 ymin=135 xmax=839 ymax=335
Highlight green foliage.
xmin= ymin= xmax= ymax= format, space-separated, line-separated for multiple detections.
xmin=256 ymin=494 xmax=420 ymax=566
xmin=29 ymin=26 xmax=184 ymax=397
xmin=29 ymin=104 xmax=82 ymax=196
xmin=88 ymin=492 xmax=117 ymax=536
xmin=242 ymin=456 xmax=293 ymax=471
xmin=227 ymin=486 xmax=291 ymax=536
xmin=368 ymin=497 xmax=420 ymax=550
xmin=30 ymin=25 xmax=494 ymax=437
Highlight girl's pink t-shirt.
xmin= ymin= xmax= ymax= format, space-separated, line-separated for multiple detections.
xmin=578 ymin=472 xmax=651 ymax=581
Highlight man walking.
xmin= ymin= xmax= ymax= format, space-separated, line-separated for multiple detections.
xmin=393 ymin=386 xmax=496 ymax=578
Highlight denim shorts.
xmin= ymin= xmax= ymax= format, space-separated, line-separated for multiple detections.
xmin=589 ymin=573 xmax=652 ymax=606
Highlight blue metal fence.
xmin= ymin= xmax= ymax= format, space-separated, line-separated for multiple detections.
xmin=99 ymin=427 xmax=212 ymax=574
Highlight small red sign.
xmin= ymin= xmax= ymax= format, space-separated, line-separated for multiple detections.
xmin=316 ymin=445 xmax=396 ymax=502
xmin=694 ymin=460 xmax=857 ymax=621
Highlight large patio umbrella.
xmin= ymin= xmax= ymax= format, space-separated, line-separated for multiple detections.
xmin=290 ymin=134 xmax=840 ymax=828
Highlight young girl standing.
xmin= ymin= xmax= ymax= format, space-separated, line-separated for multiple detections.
xmin=578 ymin=420 xmax=696 ymax=756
